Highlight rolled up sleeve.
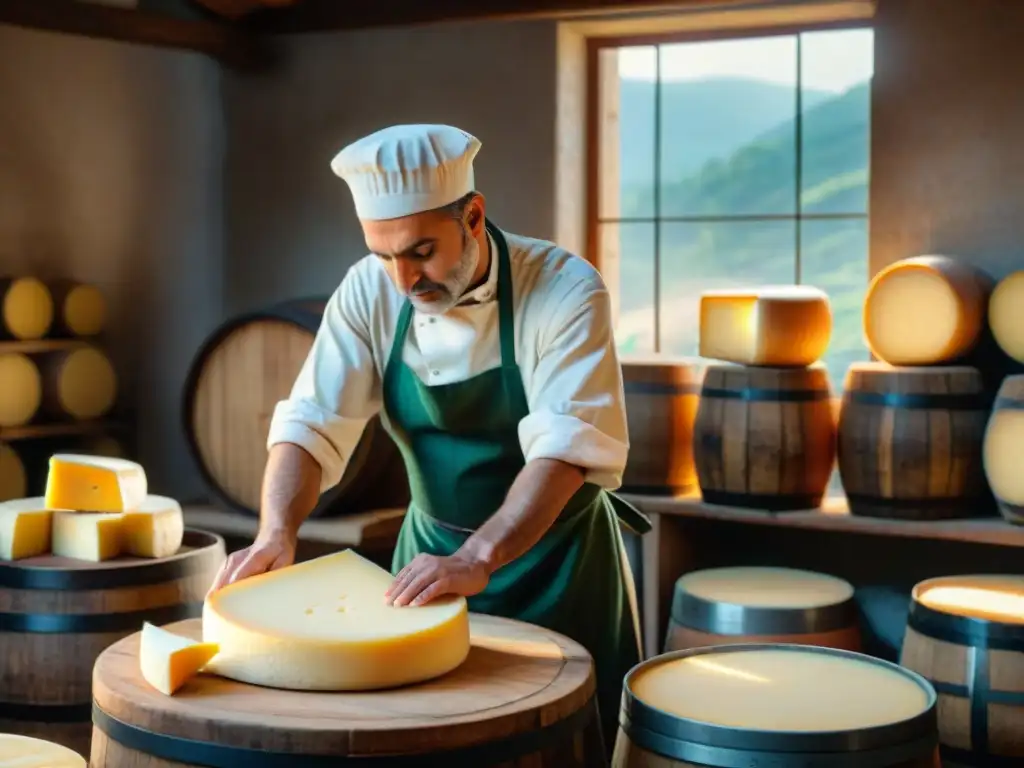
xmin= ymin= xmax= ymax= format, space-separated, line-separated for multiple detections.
xmin=518 ymin=278 xmax=629 ymax=489
xmin=267 ymin=268 xmax=382 ymax=492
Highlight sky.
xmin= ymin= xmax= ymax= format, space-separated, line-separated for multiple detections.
xmin=617 ymin=28 xmax=874 ymax=93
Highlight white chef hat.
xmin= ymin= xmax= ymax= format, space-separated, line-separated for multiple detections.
xmin=330 ymin=124 xmax=481 ymax=221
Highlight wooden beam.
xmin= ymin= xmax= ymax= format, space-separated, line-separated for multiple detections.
xmin=241 ymin=0 xmax=729 ymax=34
xmin=0 ymin=0 xmax=273 ymax=70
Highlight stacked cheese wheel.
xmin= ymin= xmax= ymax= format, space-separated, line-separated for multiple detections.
xmin=693 ymin=285 xmax=837 ymax=510
xmin=0 ymin=454 xmax=184 ymax=562
xmin=840 ymin=256 xmax=993 ymax=520
xmin=0 ymin=276 xmax=108 ymax=340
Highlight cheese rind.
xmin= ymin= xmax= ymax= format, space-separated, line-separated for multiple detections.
xmin=984 ymin=406 xmax=1024 ymax=506
xmin=52 ymin=510 xmax=123 ymax=561
xmin=140 ymin=621 xmax=220 ymax=695
xmin=203 ymin=549 xmax=471 ymax=690
xmin=45 ymin=453 xmax=147 ymax=512
xmin=989 ymin=270 xmax=1024 ymax=364
xmin=0 ymin=353 xmax=42 ymax=428
xmin=0 ymin=497 xmax=52 ymax=561
xmin=0 ymin=734 xmax=86 ymax=767
xmin=2 ymin=276 xmax=54 ymax=340
xmin=699 ymin=285 xmax=832 ymax=366
xmin=121 ymin=495 xmax=185 ymax=558
xmin=0 ymin=441 xmax=27 ymax=502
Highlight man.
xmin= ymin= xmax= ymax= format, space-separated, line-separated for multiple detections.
xmin=207 ymin=123 xmax=649 ymax=750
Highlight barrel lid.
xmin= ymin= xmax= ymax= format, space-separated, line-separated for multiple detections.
xmin=621 ymin=644 xmax=937 ymax=764
xmin=907 ymin=575 xmax=1024 ymax=649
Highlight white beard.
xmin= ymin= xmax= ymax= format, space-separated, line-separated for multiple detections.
xmin=410 ymin=233 xmax=480 ymax=315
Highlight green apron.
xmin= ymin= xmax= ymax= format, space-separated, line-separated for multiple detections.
xmin=382 ymin=219 xmax=650 ymax=752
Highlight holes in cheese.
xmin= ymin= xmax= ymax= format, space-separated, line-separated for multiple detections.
xmin=0 ymin=276 xmax=54 ymax=340
xmin=140 ymin=621 xmax=220 ymax=696
xmin=0 ymin=733 xmax=86 ymax=768
xmin=984 ymin=374 xmax=1024 ymax=523
xmin=45 ymin=453 xmax=148 ymax=512
xmin=53 ymin=281 xmax=107 ymax=337
xmin=38 ymin=346 xmax=118 ymax=420
xmin=0 ymin=496 xmax=52 ymax=561
xmin=698 ymin=285 xmax=832 ymax=366
xmin=863 ymin=255 xmax=991 ymax=365
xmin=50 ymin=494 xmax=184 ymax=561
xmin=0 ymin=352 xmax=42 ymax=427
xmin=0 ymin=441 xmax=27 ymax=502
xmin=989 ymin=270 xmax=1024 ymax=364
xmin=203 ymin=549 xmax=470 ymax=691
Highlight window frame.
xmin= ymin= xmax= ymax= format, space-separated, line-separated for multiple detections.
xmin=583 ymin=19 xmax=874 ymax=354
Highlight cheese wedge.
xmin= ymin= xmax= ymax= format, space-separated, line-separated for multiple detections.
xmin=0 ymin=497 xmax=53 ymax=561
xmin=140 ymin=621 xmax=220 ymax=695
xmin=990 ymin=270 xmax=1024 ymax=364
xmin=52 ymin=510 xmax=123 ymax=561
xmin=0 ymin=733 xmax=86 ymax=767
xmin=203 ymin=549 xmax=470 ymax=691
xmin=699 ymin=285 xmax=832 ymax=366
xmin=45 ymin=453 xmax=147 ymax=512
xmin=121 ymin=495 xmax=185 ymax=558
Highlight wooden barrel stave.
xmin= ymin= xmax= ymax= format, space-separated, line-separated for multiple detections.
xmin=182 ymin=298 xmax=410 ymax=518
xmin=983 ymin=374 xmax=1024 ymax=524
xmin=693 ymin=364 xmax=836 ymax=510
xmin=664 ymin=566 xmax=861 ymax=653
xmin=0 ymin=530 xmax=226 ymax=758
xmin=837 ymin=363 xmax=990 ymax=520
xmin=899 ymin=574 xmax=1024 ymax=766
xmin=90 ymin=614 xmax=605 ymax=767
xmin=620 ymin=356 xmax=702 ymax=495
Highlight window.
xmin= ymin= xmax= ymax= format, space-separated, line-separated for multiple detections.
xmin=589 ymin=25 xmax=874 ymax=389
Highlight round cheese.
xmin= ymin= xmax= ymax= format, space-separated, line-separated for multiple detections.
xmin=0 ymin=352 xmax=42 ymax=427
xmin=917 ymin=575 xmax=1024 ymax=624
xmin=0 ymin=733 xmax=85 ymax=767
xmin=984 ymin=403 xmax=1024 ymax=506
xmin=631 ymin=647 xmax=931 ymax=731
xmin=863 ymin=255 xmax=990 ymax=365
xmin=678 ymin=566 xmax=854 ymax=609
xmin=990 ymin=270 xmax=1024 ymax=364
xmin=0 ymin=442 xmax=27 ymax=502
xmin=203 ymin=549 xmax=471 ymax=691
xmin=1 ymin=277 xmax=53 ymax=340
xmin=55 ymin=346 xmax=118 ymax=419
xmin=60 ymin=282 xmax=107 ymax=336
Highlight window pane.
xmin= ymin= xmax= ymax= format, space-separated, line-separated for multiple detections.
xmin=658 ymin=220 xmax=796 ymax=356
xmin=601 ymin=46 xmax=657 ymax=219
xmin=599 ymin=222 xmax=656 ymax=355
xmin=657 ymin=36 xmax=798 ymax=218
xmin=800 ymin=218 xmax=871 ymax=390
xmin=799 ymin=29 xmax=874 ymax=215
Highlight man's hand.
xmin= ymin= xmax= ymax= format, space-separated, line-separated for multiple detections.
xmin=385 ymin=552 xmax=490 ymax=607
xmin=206 ymin=529 xmax=297 ymax=597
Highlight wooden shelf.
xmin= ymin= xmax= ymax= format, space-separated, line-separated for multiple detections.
xmin=0 ymin=0 xmax=270 ymax=70
xmin=0 ymin=338 xmax=92 ymax=355
xmin=623 ymin=492 xmax=1024 ymax=548
xmin=0 ymin=420 xmax=126 ymax=441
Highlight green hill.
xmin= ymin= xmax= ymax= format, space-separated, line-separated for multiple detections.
xmin=613 ymin=80 xmax=872 ymax=389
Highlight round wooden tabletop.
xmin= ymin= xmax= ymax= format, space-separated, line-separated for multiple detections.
xmin=92 ymin=614 xmax=596 ymax=758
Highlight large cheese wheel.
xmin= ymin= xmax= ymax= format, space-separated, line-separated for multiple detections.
xmin=0 ymin=733 xmax=85 ymax=767
xmin=620 ymin=355 xmax=701 ymax=494
xmin=0 ymin=442 xmax=27 ymax=502
xmin=901 ymin=575 xmax=1024 ymax=766
xmin=664 ymin=566 xmax=860 ymax=653
xmin=838 ymin=363 xmax=989 ymax=520
xmin=0 ymin=277 xmax=53 ymax=340
xmin=989 ymin=270 xmax=1024 ymax=364
xmin=50 ymin=280 xmax=107 ymax=337
xmin=37 ymin=346 xmax=118 ymax=420
xmin=0 ymin=352 xmax=42 ymax=427
xmin=699 ymin=285 xmax=832 ymax=366
xmin=863 ymin=255 xmax=991 ymax=365
xmin=983 ymin=374 xmax=1024 ymax=524
xmin=613 ymin=644 xmax=938 ymax=767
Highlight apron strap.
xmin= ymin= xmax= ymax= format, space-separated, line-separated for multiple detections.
xmin=487 ymin=219 xmax=517 ymax=368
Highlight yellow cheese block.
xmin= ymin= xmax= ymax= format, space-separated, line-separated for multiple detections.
xmin=0 ymin=496 xmax=52 ymax=561
xmin=989 ymin=270 xmax=1024 ymax=364
xmin=45 ymin=453 xmax=147 ymax=512
xmin=0 ymin=441 xmax=27 ymax=502
xmin=863 ymin=255 xmax=990 ymax=365
xmin=203 ymin=549 xmax=470 ymax=691
xmin=698 ymin=285 xmax=832 ymax=366
xmin=140 ymin=621 xmax=220 ymax=695
xmin=52 ymin=510 xmax=123 ymax=561
xmin=121 ymin=495 xmax=185 ymax=558
xmin=0 ymin=733 xmax=85 ymax=767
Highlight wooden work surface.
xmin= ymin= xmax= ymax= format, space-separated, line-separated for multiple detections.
xmin=92 ymin=615 xmax=594 ymax=755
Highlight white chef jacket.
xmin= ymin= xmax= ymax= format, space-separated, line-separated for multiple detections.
xmin=267 ymin=227 xmax=630 ymax=493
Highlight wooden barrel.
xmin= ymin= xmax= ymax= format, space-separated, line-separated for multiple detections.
xmin=837 ymin=363 xmax=990 ymax=520
xmin=613 ymin=644 xmax=940 ymax=767
xmin=91 ymin=614 xmax=606 ymax=767
xmin=48 ymin=280 xmax=107 ymax=337
xmin=664 ymin=566 xmax=861 ymax=653
xmin=620 ymin=355 xmax=702 ymax=495
xmin=0 ymin=351 xmax=42 ymax=427
xmin=0 ymin=441 xmax=27 ymax=501
xmin=0 ymin=529 xmax=226 ymax=758
xmin=983 ymin=374 xmax=1024 ymax=524
xmin=900 ymin=574 xmax=1024 ymax=767
xmin=692 ymin=363 xmax=836 ymax=510
xmin=182 ymin=298 xmax=410 ymax=517
xmin=36 ymin=345 xmax=119 ymax=420
xmin=0 ymin=276 xmax=53 ymax=340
